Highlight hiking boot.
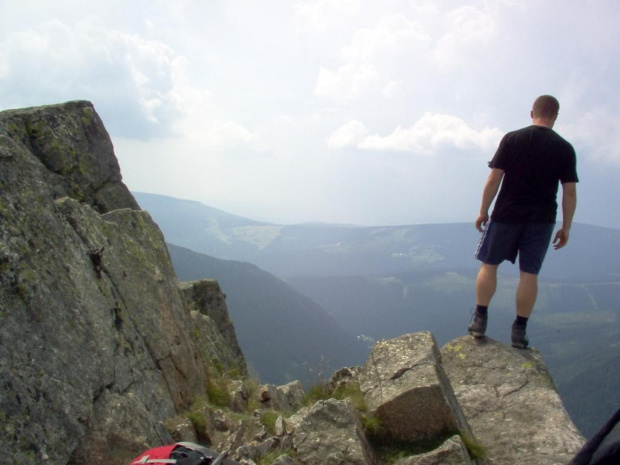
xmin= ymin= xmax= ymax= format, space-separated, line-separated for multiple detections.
xmin=511 ymin=324 xmax=529 ymax=349
xmin=468 ymin=310 xmax=487 ymax=338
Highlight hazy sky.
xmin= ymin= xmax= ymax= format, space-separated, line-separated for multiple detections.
xmin=1 ymin=0 xmax=619 ymax=228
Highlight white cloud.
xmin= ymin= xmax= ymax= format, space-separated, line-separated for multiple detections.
xmin=163 ymin=65 xmax=261 ymax=151
xmin=0 ymin=17 xmax=184 ymax=138
xmin=381 ymin=80 xmax=404 ymax=98
xmin=563 ymin=108 xmax=620 ymax=164
xmin=200 ymin=121 xmax=259 ymax=149
xmin=342 ymin=14 xmax=430 ymax=63
xmin=327 ymin=120 xmax=368 ymax=149
xmin=294 ymin=0 xmax=362 ymax=32
xmin=433 ymin=6 xmax=497 ymax=69
xmin=330 ymin=113 xmax=503 ymax=155
xmin=314 ymin=63 xmax=379 ymax=101
xmin=314 ymin=13 xmax=431 ymax=103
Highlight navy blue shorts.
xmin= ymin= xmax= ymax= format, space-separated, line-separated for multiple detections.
xmin=475 ymin=220 xmax=555 ymax=275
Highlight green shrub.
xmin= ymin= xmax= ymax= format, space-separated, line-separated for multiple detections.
xmin=333 ymin=382 xmax=367 ymax=412
xmin=185 ymin=410 xmax=207 ymax=434
xmin=361 ymin=413 xmax=384 ymax=437
xmin=206 ymin=376 xmax=232 ymax=408
xmin=245 ymin=378 xmax=261 ymax=412
xmin=302 ymin=382 xmax=331 ymax=405
xmin=260 ymin=409 xmax=280 ymax=435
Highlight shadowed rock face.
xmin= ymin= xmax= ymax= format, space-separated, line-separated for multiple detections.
xmin=441 ymin=336 xmax=585 ymax=465
xmin=0 ymin=102 xmax=243 ymax=464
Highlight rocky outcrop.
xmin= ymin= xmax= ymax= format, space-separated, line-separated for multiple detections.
xmin=194 ymin=332 xmax=583 ymax=465
xmin=259 ymin=381 xmax=306 ymax=412
xmin=0 ymin=101 xmax=138 ymax=213
xmin=442 ymin=336 xmax=585 ymax=465
xmin=0 ymin=102 xmax=243 ymax=464
xmin=179 ymin=279 xmax=248 ymax=377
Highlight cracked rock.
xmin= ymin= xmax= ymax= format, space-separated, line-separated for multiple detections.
xmin=360 ymin=331 xmax=472 ymax=444
xmin=441 ymin=336 xmax=584 ymax=465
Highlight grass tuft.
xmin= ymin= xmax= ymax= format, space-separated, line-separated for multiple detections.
xmin=460 ymin=433 xmax=486 ymax=459
xmin=260 ymin=409 xmax=280 ymax=435
xmin=206 ymin=377 xmax=232 ymax=408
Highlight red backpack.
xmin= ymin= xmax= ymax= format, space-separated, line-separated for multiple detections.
xmin=130 ymin=442 xmax=235 ymax=465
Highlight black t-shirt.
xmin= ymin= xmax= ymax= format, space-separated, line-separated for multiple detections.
xmin=489 ymin=125 xmax=579 ymax=223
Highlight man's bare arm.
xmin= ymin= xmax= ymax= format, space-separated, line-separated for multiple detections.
xmin=475 ymin=168 xmax=504 ymax=232
xmin=553 ymin=182 xmax=577 ymax=250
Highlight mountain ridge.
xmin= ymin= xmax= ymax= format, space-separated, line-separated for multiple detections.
xmin=135 ymin=191 xmax=620 ymax=283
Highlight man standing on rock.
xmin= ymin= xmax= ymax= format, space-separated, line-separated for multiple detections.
xmin=469 ymin=95 xmax=578 ymax=348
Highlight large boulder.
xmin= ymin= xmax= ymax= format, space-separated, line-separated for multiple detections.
xmin=291 ymin=399 xmax=378 ymax=465
xmin=441 ymin=336 xmax=585 ymax=465
xmin=359 ymin=332 xmax=473 ymax=445
xmin=259 ymin=380 xmax=306 ymax=412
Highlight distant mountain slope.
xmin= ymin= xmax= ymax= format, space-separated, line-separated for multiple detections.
xmin=167 ymin=244 xmax=368 ymax=384
xmin=135 ymin=192 xmax=273 ymax=260
xmin=135 ymin=192 xmax=481 ymax=276
xmin=135 ymin=192 xmax=620 ymax=281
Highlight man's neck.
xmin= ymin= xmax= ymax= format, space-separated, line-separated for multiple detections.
xmin=532 ymin=117 xmax=555 ymax=128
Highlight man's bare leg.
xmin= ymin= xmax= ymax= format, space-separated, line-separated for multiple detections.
xmin=476 ymin=263 xmax=499 ymax=306
xmin=516 ymin=271 xmax=538 ymax=317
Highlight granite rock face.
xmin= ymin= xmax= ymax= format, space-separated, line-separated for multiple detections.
xmin=0 ymin=102 xmax=243 ymax=464
xmin=259 ymin=380 xmax=306 ymax=412
xmin=0 ymin=100 xmax=138 ymax=213
xmin=179 ymin=279 xmax=248 ymax=377
xmin=442 ymin=336 xmax=585 ymax=465
xmin=291 ymin=399 xmax=378 ymax=465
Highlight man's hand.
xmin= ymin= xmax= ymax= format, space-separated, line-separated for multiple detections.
xmin=475 ymin=213 xmax=489 ymax=233
xmin=553 ymin=228 xmax=570 ymax=250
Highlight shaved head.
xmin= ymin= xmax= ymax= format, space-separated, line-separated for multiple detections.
xmin=532 ymin=95 xmax=560 ymax=120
